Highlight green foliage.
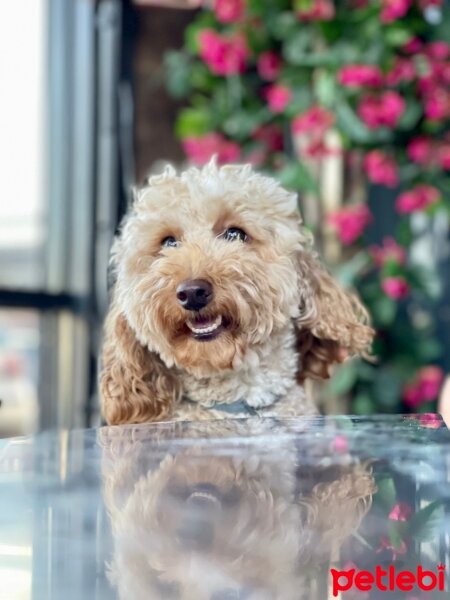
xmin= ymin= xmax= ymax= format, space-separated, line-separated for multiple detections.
xmin=164 ymin=0 xmax=449 ymax=415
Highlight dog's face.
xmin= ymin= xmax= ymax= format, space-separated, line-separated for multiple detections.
xmin=106 ymin=447 xmax=305 ymax=600
xmin=101 ymin=161 xmax=373 ymax=424
xmin=114 ymin=163 xmax=305 ymax=374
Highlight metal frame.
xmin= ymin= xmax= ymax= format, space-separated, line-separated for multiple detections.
xmin=0 ymin=0 xmax=118 ymax=431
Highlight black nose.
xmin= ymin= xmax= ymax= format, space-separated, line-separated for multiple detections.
xmin=176 ymin=279 xmax=213 ymax=311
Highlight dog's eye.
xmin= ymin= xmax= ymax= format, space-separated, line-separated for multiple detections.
xmin=161 ymin=236 xmax=178 ymax=248
xmin=222 ymin=227 xmax=248 ymax=243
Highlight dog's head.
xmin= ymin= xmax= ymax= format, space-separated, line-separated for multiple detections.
xmin=100 ymin=160 xmax=373 ymax=423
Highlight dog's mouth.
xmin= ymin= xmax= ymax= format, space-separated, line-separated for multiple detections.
xmin=185 ymin=314 xmax=227 ymax=341
xmin=186 ymin=484 xmax=223 ymax=509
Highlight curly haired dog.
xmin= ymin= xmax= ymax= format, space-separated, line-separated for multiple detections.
xmin=100 ymin=159 xmax=374 ymax=424
xmin=101 ymin=422 xmax=375 ymax=600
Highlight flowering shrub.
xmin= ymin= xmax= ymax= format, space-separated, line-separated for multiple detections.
xmin=165 ymin=0 xmax=449 ymax=413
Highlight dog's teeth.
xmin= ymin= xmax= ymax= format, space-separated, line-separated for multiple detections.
xmin=188 ymin=491 xmax=221 ymax=506
xmin=187 ymin=315 xmax=222 ymax=335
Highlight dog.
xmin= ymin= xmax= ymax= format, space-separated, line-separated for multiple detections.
xmin=100 ymin=421 xmax=375 ymax=600
xmin=100 ymin=159 xmax=374 ymax=424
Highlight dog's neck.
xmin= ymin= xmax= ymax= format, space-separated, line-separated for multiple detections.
xmin=179 ymin=324 xmax=299 ymax=410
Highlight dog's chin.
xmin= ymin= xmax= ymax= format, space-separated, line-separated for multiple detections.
xmin=167 ymin=317 xmax=244 ymax=373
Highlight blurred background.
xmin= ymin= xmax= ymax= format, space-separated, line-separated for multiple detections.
xmin=0 ymin=0 xmax=449 ymax=438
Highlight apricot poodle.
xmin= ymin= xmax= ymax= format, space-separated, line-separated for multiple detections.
xmin=100 ymin=159 xmax=373 ymax=424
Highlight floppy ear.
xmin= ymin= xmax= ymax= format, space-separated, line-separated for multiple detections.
xmin=100 ymin=300 xmax=181 ymax=425
xmin=295 ymin=251 xmax=374 ymax=383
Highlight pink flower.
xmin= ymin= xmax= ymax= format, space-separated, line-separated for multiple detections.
xmin=402 ymin=36 xmax=423 ymax=54
xmin=245 ymin=147 xmax=267 ymax=167
xmin=403 ymin=366 xmax=445 ymax=407
xmin=338 ymin=65 xmax=383 ymax=87
xmin=407 ymin=137 xmax=434 ymax=164
xmin=418 ymin=0 xmax=443 ymax=8
xmin=424 ymin=88 xmax=450 ymax=121
xmin=303 ymin=139 xmax=339 ymax=159
xmin=420 ymin=366 xmax=445 ymax=401
xmin=382 ymin=276 xmax=410 ymax=300
xmin=266 ymin=84 xmax=292 ymax=113
xmin=199 ymin=30 xmax=249 ymax=76
xmin=292 ymin=106 xmax=335 ymax=136
xmin=252 ymin=124 xmax=284 ymax=151
xmin=418 ymin=413 xmax=443 ymax=429
xmin=296 ymin=0 xmax=335 ymax=21
xmin=358 ymin=92 xmax=405 ymax=129
xmin=396 ymin=184 xmax=440 ymax=214
xmin=425 ymin=41 xmax=450 ymax=61
xmin=438 ymin=144 xmax=450 ymax=170
xmin=364 ymin=151 xmax=399 ymax=187
xmin=380 ymin=0 xmax=412 ymax=23
xmin=182 ymin=132 xmax=240 ymax=165
xmin=386 ymin=58 xmax=416 ymax=86
xmin=257 ymin=51 xmax=282 ymax=81
xmin=389 ymin=502 xmax=413 ymax=521
xmin=403 ymin=384 xmax=424 ymax=408
xmin=377 ymin=536 xmax=408 ymax=561
xmin=332 ymin=435 xmax=349 ymax=453
xmin=328 ymin=205 xmax=372 ymax=245
xmin=214 ymin=0 xmax=245 ymax=23
xmin=370 ymin=237 xmax=406 ymax=267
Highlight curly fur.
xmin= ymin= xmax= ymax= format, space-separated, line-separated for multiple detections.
xmin=100 ymin=423 xmax=376 ymax=600
xmin=100 ymin=159 xmax=374 ymax=424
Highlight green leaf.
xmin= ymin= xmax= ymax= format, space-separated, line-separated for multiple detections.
xmin=175 ymin=107 xmax=211 ymax=139
xmin=388 ymin=522 xmax=405 ymax=550
xmin=190 ymin=63 xmax=217 ymax=93
xmin=336 ymin=103 xmax=392 ymax=145
xmin=277 ymin=161 xmax=319 ymax=194
xmin=164 ymin=51 xmax=192 ymax=99
xmin=416 ymin=339 xmax=443 ymax=362
xmin=185 ymin=14 xmax=216 ymax=54
xmin=398 ymin=100 xmax=422 ymax=131
xmin=222 ymin=108 xmax=271 ymax=140
xmin=328 ymin=362 xmax=358 ymax=395
xmin=407 ymin=501 xmax=444 ymax=543
xmin=385 ymin=25 xmax=413 ymax=47
xmin=268 ymin=11 xmax=300 ymax=40
xmin=373 ymin=367 xmax=404 ymax=409
xmin=352 ymin=393 xmax=376 ymax=415
xmin=334 ymin=251 xmax=372 ymax=287
xmin=372 ymin=294 xmax=398 ymax=327
xmin=409 ymin=264 xmax=441 ymax=300
xmin=283 ymin=31 xmax=335 ymax=67
xmin=315 ymin=70 xmax=337 ymax=109
xmin=374 ymin=476 xmax=396 ymax=511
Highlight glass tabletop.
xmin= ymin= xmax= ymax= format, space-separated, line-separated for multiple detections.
xmin=1 ymin=415 xmax=449 ymax=600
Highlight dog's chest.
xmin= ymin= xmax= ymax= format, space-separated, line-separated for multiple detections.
xmin=179 ymin=327 xmax=299 ymax=410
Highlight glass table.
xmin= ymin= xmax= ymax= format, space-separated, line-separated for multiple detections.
xmin=1 ymin=415 xmax=449 ymax=599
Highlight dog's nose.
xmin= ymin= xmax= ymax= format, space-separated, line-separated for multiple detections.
xmin=176 ymin=279 xmax=213 ymax=311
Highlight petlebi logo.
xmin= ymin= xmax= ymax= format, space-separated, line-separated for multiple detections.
xmin=331 ymin=564 xmax=446 ymax=596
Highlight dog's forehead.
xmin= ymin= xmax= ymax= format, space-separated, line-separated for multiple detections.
xmin=139 ymin=170 xmax=300 ymax=227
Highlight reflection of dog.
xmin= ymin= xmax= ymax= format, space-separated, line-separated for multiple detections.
xmin=100 ymin=160 xmax=373 ymax=424
xmin=101 ymin=424 xmax=375 ymax=600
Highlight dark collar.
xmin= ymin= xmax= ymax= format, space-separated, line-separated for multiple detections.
xmin=183 ymin=395 xmax=282 ymax=416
